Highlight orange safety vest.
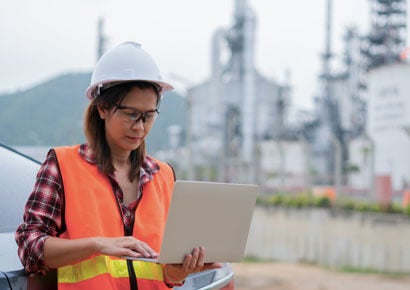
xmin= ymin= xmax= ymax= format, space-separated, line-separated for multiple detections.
xmin=54 ymin=145 xmax=175 ymax=290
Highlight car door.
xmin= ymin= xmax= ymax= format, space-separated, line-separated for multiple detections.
xmin=0 ymin=144 xmax=56 ymax=290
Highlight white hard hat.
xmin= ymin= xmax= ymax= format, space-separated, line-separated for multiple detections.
xmin=85 ymin=41 xmax=174 ymax=99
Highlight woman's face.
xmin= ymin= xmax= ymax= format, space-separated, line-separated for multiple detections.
xmin=98 ymin=86 xmax=158 ymax=156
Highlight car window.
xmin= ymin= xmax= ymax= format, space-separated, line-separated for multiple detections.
xmin=0 ymin=144 xmax=41 ymax=233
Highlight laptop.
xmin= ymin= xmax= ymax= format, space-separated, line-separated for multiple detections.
xmin=126 ymin=180 xmax=258 ymax=264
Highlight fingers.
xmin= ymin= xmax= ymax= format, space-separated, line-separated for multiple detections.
xmin=183 ymin=247 xmax=205 ymax=272
xmin=165 ymin=247 xmax=219 ymax=283
xmin=197 ymin=247 xmax=205 ymax=267
xmin=130 ymin=239 xmax=158 ymax=258
xmin=96 ymin=236 xmax=157 ymax=258
xmin=187 ymin=247 xmax=200 ymax=270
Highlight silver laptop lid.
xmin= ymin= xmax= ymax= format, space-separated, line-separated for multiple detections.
xmin=157 ymin=180 xmax=258 ymax=264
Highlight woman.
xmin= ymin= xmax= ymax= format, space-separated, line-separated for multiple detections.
xmin=15 ymin=42 xmax=220 ymax=289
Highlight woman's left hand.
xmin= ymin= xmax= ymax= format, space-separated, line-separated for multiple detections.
xmin=164 ymin=247 xmax=222 ymax=284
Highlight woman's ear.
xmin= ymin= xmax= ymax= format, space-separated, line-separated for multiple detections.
xmin=97 ymin=105 xmax=107 ymax=120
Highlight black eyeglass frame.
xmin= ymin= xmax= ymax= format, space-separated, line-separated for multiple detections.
xmin=114 ymin=104 xmax=160 ymax=124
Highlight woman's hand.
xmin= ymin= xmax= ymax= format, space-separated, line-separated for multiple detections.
xmin=43 ymin=236 xmax=157 ymax=269
xmin=94 ymin=236 xmax=158 ymax=259
xmin=163 ymin=247 xmax=222 ymax=284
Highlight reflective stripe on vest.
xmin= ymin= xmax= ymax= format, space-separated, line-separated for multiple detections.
xmin=58 ymin=255 xmax=163 ymax=283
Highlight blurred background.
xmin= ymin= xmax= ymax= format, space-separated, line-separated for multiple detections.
xmin=2 ymin=0 xmax=410 ymax=287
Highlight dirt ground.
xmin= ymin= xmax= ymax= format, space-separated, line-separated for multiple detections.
xmin=230 ymin=262 xmax=410 ymax=290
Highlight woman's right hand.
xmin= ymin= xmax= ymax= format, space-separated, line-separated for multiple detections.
xmin=94 ymin=236 xmax=158 ymax=259
xmin=43 ymin=236 xmax=157 ymax=269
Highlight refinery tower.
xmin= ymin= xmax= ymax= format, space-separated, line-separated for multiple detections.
xmin=187 ymin=0 xmax=290 ymax=183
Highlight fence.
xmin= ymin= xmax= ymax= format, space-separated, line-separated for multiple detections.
xmin=245 ymin=206 xmax=410 ymax=273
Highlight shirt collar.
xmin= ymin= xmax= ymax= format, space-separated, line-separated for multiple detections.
xmin=79 ymin=143 xmax=159 ymax=182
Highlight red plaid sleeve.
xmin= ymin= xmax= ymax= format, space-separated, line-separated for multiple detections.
xmin=15 ymin=149 xmax=64 ymax=274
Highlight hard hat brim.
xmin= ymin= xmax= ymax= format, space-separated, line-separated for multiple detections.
xmin=85 ymin=79 xmax=174 ymax=100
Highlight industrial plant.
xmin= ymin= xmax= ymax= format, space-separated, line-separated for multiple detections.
xmin=154 ymin=0 xmax=410 ymax=206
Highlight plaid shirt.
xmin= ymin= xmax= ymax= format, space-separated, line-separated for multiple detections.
xmin=15 ymin=143 xmax=159 ymax=274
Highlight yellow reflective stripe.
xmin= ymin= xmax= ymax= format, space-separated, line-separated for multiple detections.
xmin=58 ymin=255 xmax=163 ymax=283
xmin=132 ymin=260 xmax=163 ymax=280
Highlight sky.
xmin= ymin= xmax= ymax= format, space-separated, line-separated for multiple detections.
xmin=0 ymin=0 xmax=396 ymax=109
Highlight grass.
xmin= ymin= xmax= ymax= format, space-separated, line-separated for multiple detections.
xmin=242 ymin=258 xmax=410 ymax=277
xmin=242 ymin=255 xmax=273 ymax=263
xmin=257 ymin=193 xmax=409 ymax=216
xmin=337 ymin=266 xmax=410 ymax=277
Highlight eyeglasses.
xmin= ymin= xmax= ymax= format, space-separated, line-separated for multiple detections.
xmin=115 ymin=104 xmax=160 ymax=125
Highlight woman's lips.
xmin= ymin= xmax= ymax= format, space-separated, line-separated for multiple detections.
xmin=127 ymin=136 xmax=144 ymax=142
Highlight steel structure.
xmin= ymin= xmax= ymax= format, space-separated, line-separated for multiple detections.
xmin=365 ymin=0 xmax=407 ymax=68
xmin=96 ymin=17 xmax=108 ymax=62
xmin=188 ymin=0 xmax=289 ymax=183
xmin=303 ymin=0 xmax=407 ymax=187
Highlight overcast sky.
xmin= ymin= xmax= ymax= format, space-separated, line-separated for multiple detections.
xmin=1 ymin=0 xmax=400 ymax=109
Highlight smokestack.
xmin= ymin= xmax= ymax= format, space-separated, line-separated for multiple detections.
xmin=97 ymin=17 xmax=107 ymax=62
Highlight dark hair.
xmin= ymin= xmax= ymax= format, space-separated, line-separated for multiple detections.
xmin=84 ymin=81 xmax=161 ymax=181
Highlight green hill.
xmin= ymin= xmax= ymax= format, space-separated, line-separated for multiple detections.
xmin=0 ymin=73 xmax=186 ymax=152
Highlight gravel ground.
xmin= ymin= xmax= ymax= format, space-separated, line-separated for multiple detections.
xmin=231 ymin=262 xmax=410 ymax=290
